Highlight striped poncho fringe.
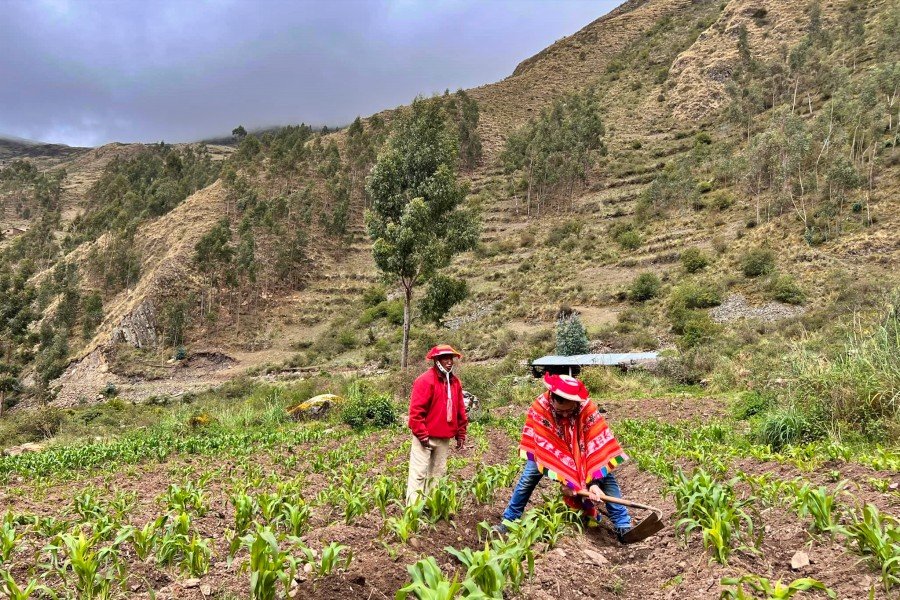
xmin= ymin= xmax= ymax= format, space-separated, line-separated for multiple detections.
xmin=518 ymin=392 xmax=627 ymax=512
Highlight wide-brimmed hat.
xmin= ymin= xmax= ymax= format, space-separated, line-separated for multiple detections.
xmin=426 ymin=344 xmax=462 ymax=360
xmin=543 ymin=373 xmax=589 ymax=403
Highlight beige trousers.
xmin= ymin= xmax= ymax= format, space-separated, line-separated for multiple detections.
xmin=405 ymin=436 xmax=452 ymax=505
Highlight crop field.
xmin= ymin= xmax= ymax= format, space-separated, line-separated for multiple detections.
xmin=0 ymin=387 xmax=898 ymax=600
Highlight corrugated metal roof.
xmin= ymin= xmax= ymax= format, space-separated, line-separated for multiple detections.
xmin=531 ymin=352 xmax=659 ymax=367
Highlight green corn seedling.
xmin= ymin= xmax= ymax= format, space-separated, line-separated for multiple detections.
xmin=844 ymin=504 xmax=900 ymax=591
xmin=793 ymin=483 xmax=844 ymax=535
xmin=308 ymin=541 xmax=352 ymax=577
xmin=281 ymin=501 xmax=311 ymax=536
xmin=720 ymin=575 xmax=836 ymax=599
xmin=395 ymin=556 xmax=461 ymax=600
xmin=445 ymin=545 xmax=506 ymax=598
xmin=385 ymin=501 xmax=425 ymax=543
xmin=423 ymin=480 xmax=461 ymax=523
xmin=340 ymin=488 xmax=369 ymax=525
xmin=51 ymin=530 xmax=124 ymax=600
xmin=240 ymin=526 xmax=299 ymax=600
xmin=373 ymin=476 xmax=401 ymax=516
xmin=163 ymin=482 xmax=208 ymax=516
xmin=0 ymin=521 xmax=19 ymax=565
xmin=231 ymin=491 xmax=259 ymax=535
xmin=129 ymin=516 xmax=167 ymax=561
xmin=0 ymin=570 xmax=56 ymax=600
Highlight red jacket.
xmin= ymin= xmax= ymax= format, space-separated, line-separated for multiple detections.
xmin=408 ymin=366 xmax=468 ymax=441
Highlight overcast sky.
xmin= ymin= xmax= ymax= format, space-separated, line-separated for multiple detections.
xmin=1 ymin=0 xmax=617 ymax=148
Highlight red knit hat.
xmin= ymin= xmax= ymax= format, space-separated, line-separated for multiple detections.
xmin=426 ymin=344 xmax=462 ymax=360
xmin=543 ymin=373 xmax=589 ymax=403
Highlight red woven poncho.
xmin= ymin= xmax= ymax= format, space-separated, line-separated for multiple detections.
xmin=518 ymin=391 xmax=628 ymax=513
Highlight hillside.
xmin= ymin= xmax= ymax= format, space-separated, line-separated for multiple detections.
xmin=0 ymin=0 xmax=897 ymax=411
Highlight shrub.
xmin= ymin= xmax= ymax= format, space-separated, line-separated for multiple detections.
xmin=656 ymin=349 xmax=716 ymax=384
xmin=362 ymin=285 xmax=387 ymax=307
xmin=678 ymin=312 xmax=720 ymax=349
xmin=707 ymin=191 xmax=734 ymax=210
xmin=341 ymin=389 xmax=397 ymax=430
xmin=616 ymin=229 xmax=642 ymax=250
xmin=670 ymin=279 xmax=723 ymax=310
xmin=629 ymin=273 xmax=662 ymax=302
xmin=680 ymin=248 xmax=709 ymax=273
xmin=696 ymin=180 xmax=713 ymax=194
xmin=770 ymin=274 xmax=805 ymax=305
xmin=741 ymin=248 xmax=775 ymax=278
xmin=754 ymin=407 xmax=818 ymax=450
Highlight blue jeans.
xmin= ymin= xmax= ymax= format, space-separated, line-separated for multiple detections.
xmin=501 ymin=460 xmax=631 ymax=529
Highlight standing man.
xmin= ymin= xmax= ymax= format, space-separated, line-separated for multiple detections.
xmin=495 ymin=373 xmax=633 ymax=541
xmin=405 ymin=344 xmax=468 ymax=505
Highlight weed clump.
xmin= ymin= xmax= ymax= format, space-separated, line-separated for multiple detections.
xmin=341 ymin=384 xmax=397 ymax=430
xmin=680 ymin=248 xmax=709 ymax=273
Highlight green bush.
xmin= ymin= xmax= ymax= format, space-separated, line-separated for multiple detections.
xmin=341 ymin=392 xmax=397 ymax=430
xmin=670 ymin=279 xmax=723 ymax=310
xmin=707 ymin=191 xmax=734 ymax=210
xmin=629 ymin=272 xmax=662 ymax=302
xmin=741 ymin=248 xmax=775 ymax=278
xmin=616 ymin=229 xmax=642 ymax=251
xmin=770 ymin=274 xmax=805 ymax=305
xmin=556 ymin=313 xmax=589 ymax=356
xmin=678 ymin=312 xmax=720 ymax=349
xmin=680 ymin=248 xmax=709 ymax=273
xmin=656 ymin=349 xmax=716 ymax=384
xmin=360 ymin=300 xmax=404 ymax=326
xmin=732 ymin=391 xmax=772 ymax=420
xmin=362 ymin=285 xmax=387 ymax=307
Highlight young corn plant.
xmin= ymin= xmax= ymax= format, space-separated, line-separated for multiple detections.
xmin=0 ymin=521 xmax=19 ymax=566
xmin=281 ymin=501 xmax=311 ymax=537
xmin=241 ymin=526 xmax=299 ymax=600
xmin=668 ymin=469 xmax=758 ymax=564
xmin=395 ymin=556 xmax=461 ymax=600
xmin=532 ymin=497 xmax=582 ymax=548
xmin=373 ymin=476 xmax=402 ymax=516
xmin=298 ymin=541 xmax=352 ymax=578
xmin=445 ymin=544 xmax=506 ymax=598
xmin=257 ymin=492 xmax=286 ymax=526
xmin=163 ymin=482 xmax=208 ymax=516
xmin=231 ymin=491 xmax=260 ymax=535
xmin=719 ymin=575 xmax=836 ymax=599
xmin=340 ymin=487 xmax=369 ymax=525
xmin=0 ymin=570 xmax=55 ymax=600
xmin=844 ymin=504 xmax=900 ymax=592
xmin=49 ymin=530 xmax=126 ymax=600
xmin=792 ymin=483 xmax=844 ymax=536
xmin=423 ymin=480 xmax=461 ymax=523
xmin=385 ymin=500 xmax=425 ymax=544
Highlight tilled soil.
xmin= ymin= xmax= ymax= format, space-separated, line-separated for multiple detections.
xmin=1 ymin=397 xmax=896 ymax=600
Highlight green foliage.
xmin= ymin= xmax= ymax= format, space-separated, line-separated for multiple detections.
xmin=844 ymin=504 xmax=900 ymax=591
xmin=395 ymin=556 xmax=461 ymax=600
xmin=679 ymin=312 xmax=721 ymax=349
xmin=422 ymin=479 xmax=461 ymax=523
xmin=792 ymin=482 xmax=843 ymax=535
xmin=545 ymin=219 xmax=583 ymax=247
xmin=502 ymin=87 xmax=605 ymax=213
xmin=365 ymin=95 xmax=480 ymax=367
xmin=741 ymin=248 xmax=776 ymax=278
xmin=629 ymin=272 xmax=662 ymax=302
xmin=420 ymin=274 xmax=468 ymax=325
xmin=556 ymin=312 xmax=589 ymax=356
xmin=754 ymin=408 xmax=817 ymax=450
xmin=85 ymin=232 xmax=141 ymax=294
xmin=668 ymin=469 xmax=758 ymax=564
xmin=240 ymin=526 xmax=299 ymax=600
xmin=720 ymin=575 xmax=835 ymax=599
xmin=637 ymin=159 xmax=696 ymax=218
xmin=680 ymin=248 xmax=710 ymax=273
xmin=81 ymin=293 xmax=103 ymax=340
xmin=70 ymin=144 xmax=219 ymax=245
xmin=445 ymin=89 xmax=483 ymax=169
xmin=769 ymin=274 xmax=805 ymax=305
xmin=340 ymin=384 xmax=396 ymax=430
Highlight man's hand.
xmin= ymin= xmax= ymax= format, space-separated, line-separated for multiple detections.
xmin=418 ymin=437 xmax=434 ymax=450
xmin=455 ymin=437 xmax=465 ymax=450
xmin=560 ymin=486 xmax=576 ymax=497
xmin=588 ymin=484 xmax=604 ymax=503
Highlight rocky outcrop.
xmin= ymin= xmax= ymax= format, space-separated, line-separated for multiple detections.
xmin=111 ymin=300 xmax=159 ymax=349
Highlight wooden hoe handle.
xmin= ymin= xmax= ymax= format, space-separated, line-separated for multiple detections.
xmin=575 ymin=489 xmax=662 ymax=513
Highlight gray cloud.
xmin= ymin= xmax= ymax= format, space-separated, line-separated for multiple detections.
xmin=0 ymin=0 xmax=616 ymax=147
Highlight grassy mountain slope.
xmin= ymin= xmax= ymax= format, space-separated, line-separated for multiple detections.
xmin=0 ymin=0 xmax=896 ymax=417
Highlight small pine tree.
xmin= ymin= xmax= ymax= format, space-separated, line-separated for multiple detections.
xmin=556 ymin=313 xmax=590 ymax=356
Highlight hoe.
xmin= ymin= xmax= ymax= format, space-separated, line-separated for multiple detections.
xmin=576 ymin=489 xmax=665 ymax=544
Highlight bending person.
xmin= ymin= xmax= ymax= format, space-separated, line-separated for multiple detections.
xmin=495 ymin=373 xmax=632 ymax=541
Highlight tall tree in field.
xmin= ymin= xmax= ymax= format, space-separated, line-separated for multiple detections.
xmin=365 ymin=97 xmax=480 ymax=368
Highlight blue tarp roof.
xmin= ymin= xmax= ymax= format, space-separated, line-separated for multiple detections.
xmin=531 ymin=352 xmax=659 ymax=367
